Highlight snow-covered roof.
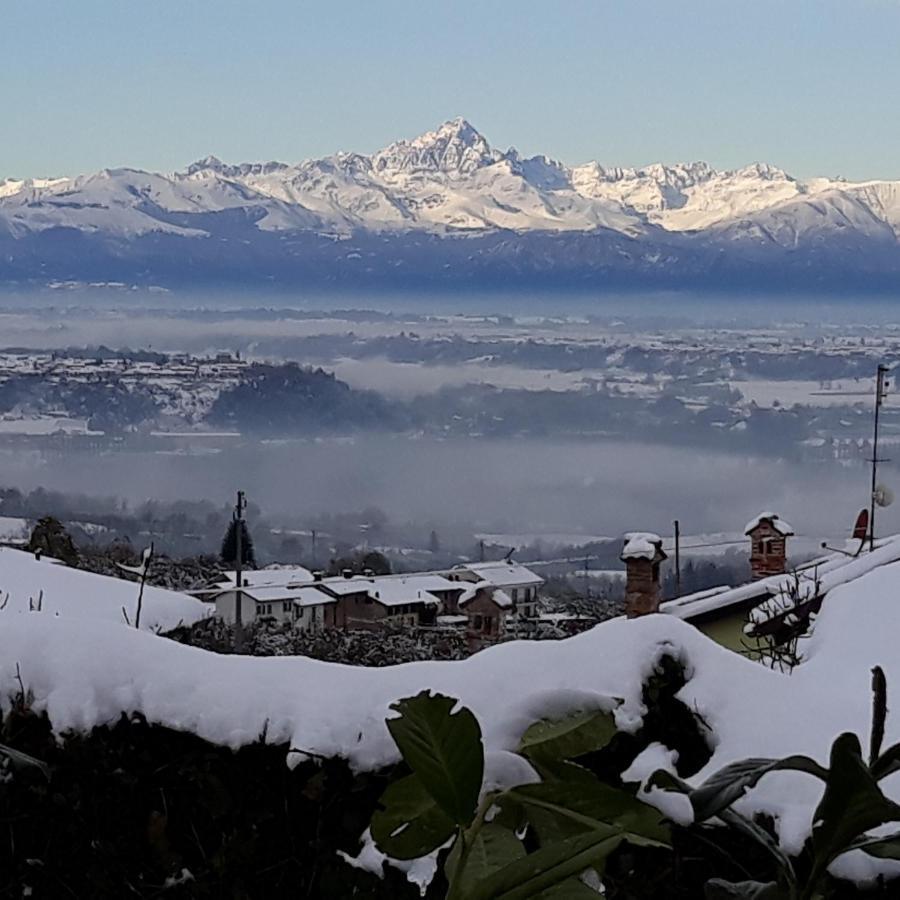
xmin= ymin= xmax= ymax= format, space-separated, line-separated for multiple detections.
xmin=621 ymin=532 xmax=664 ymax=561
xmin=292 ymin=586 xmax=337 ymax=608
xmin=11 ymin=558 xmax=900 ymax=886
xmin=217 ymin=566 xmax=315 ymax=589
xmin=0 ymin=516 xmax=29 ymax=545
xmin=223 ymin=584 xmax=335 ymax=607
xmin=744 ymin=512 xmax=794 ymax=536
xmin=492 ymin=589 xmax=513 ymax=609
xmin=451 ymin=561 xmax=543 ymax=588
xmin=661 ymin=534 xmax=900 ymax=623
xmin=367 ymin=577 xmax=441 ymax=607
xmin=0 ymin=547 xmax=204 ymax=631
xmin=314 ymin=573 xmax=452 ymax=606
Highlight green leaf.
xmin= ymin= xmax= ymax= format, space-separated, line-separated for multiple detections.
xmin=466 ymin=827 xmax=625 ymax=900
xmin=386 ymin=692 xmax=484 ymax=828
xmin=717 ymin=809 xmax=796 ymax=883
xmin=704 ymin=879 xmax=782 ymax=899
xmin=0 ymin=742 xmax=50 ymax=779
xmin=645 ymin=768 xmax=693 ymax=795
xmin=370 ymin=773 xmax=457 ymax=860
xmin=848 ymin=830 xmax=900 ymax=860
xmin=519 ymin=707 xmax=618 ymax=763
xmin=871 ymin=741 xmax=900 ymax=781
xmin=690 ymin=755 xmax=827 ymax=822
xmin=536 ymin=876 xmax=605 ymax=898
xmin=811 ymin=733 xmax=900 ymax=871
xmin=508 ymin=780 xmax=670 ymax=846
xmin=454 ymin=824 xmax=526 ymax=896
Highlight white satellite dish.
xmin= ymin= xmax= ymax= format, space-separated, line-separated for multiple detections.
xmin=874 ymin=484 xmax=895 ymax=508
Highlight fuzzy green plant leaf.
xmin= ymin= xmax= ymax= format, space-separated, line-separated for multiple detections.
xmin=847 ymin=830 xmax=900 ymax=860
xmin=465 ymin=826 xmax=625 ymax=900
xmin=506 ymin=779 xmax=670 ymax=846
xmin=518 ymin=707 xmax=618 ymax=763
xmin=370 ymin=773 xmax=456 ymax=860
xmin=453 ymin=824 xmax=526 ymax=896
xmin=535 ymin=876 xmax=606 ymax=898
xmin=0 ymin=741 xmax=50 ymax=780
xmin=810 ymin=733 xmax=900 ymax=870
xmin=704 ymin=879 xmax=782 ymax=899
xmin=690 ymin=755 xmax=827 ymax=822
xmin=870 ymin=741 xmax=900 ymax=781
xmin=386 ymin=691 xmax=484 ymax=828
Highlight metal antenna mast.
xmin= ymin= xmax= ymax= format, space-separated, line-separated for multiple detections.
xmin=869 ymin=365 xmax=890 ymax=551
xmin=234 ymin=490 xmax=247 ymax=647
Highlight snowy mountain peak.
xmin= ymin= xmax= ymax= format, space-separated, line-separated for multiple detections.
xmin=371 ymin=118 xmax=501 ymax=177
xmin=186 ymin=155 xmax=228 ymax=176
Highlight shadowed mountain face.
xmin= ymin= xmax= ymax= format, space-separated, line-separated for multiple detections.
xmin=3 ymin=118 xmax=900 ymax=292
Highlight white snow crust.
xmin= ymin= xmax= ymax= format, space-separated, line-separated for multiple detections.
xmin=4 ymin=547 xmax=900 ymax=883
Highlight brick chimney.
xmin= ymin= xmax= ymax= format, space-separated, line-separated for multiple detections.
xmin=745 ymin=512 xmax=794 ymax=581
xmin=621 ymin=532 xmax=667 ymax=618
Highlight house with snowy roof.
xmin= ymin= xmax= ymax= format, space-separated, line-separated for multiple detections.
xmin=448 ymin=560 xmax=543 ymax=619
xmin=314 ymin=571 xmax=469 ymax=630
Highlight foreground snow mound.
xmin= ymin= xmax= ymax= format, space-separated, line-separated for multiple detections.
xmin=3 ymin=555 xmax=900 ymax=884
xmin=0 ymin=548 xmax=205 ymax=632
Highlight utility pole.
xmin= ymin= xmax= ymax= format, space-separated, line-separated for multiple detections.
xmin=869 ymin=365 xmax=890 ymax=552
xmin=583 ymin=556 xmax=591 ymax=600
xmin=479 ymin=539 xmax=485 ymax=562
xmin=311 ymin=529 xmax=317 ymax=566
xmin=673 ymin=519 xmax=681 ymax=597
xmin=234 ymin=490 xmax=247 ymax=649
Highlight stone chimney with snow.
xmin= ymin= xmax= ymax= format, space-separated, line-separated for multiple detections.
xmin=621 ymin=533 xmax=668 ymax=618
xmin=745 ymin=512 xmax=794 ymax=581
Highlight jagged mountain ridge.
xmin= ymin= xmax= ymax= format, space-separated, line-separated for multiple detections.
xmin=2 ymin=118 xmax=900 ymax=291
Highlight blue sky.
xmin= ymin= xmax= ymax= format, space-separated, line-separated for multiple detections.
xmin=4 ymin=0 xmax=900 ymax=180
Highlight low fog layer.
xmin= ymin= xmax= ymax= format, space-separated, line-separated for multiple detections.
xmin=0 ymin=437 xmax=891 ymax=542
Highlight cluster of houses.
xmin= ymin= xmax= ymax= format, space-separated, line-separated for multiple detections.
xmin=201 ymin=560 xmax=544 ymax=647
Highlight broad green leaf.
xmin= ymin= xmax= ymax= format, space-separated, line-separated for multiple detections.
xmin=387 ymin=692 xmax=484 ymax=828
xmin=848 ymin=830 xmax=900 ymax=860
xmin=811 ymin=733 xmax=900 ymax=870
xmin=466 ymin=827 xmax=625 ymax=900
xmin=717 ymin=809 xmax=796 ymax=882
xmin=519 ymin=707 xmax=618 ymax=763
xmin=370 ymin=773 xmax=456 ymax=860
xmin=508 ymin=780 xmax=670 ymax=846
xmin=454 ymin=824 xmax=525 ymax=896
xmin=645 ymin=768 xmax=692 ymax=795
xmin=0 ymin=742 xmax=50 ymax=779
xmin=704 ymin=879 xmax=782 ymax=899
xmin=536 ymin=876 xmax=605 ymax=898
xmin=690 ymin=755 xmax=827 ymax=822
xmin=871 ymin=741 xmax=900 ymax=781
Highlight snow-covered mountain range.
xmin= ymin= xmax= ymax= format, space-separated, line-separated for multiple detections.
xmin=3 ymin=118 xmax=900 ymax=291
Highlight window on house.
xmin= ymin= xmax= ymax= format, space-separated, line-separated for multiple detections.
xmin=512 ymin=588 xmax=519 ymax=602
xmin=474 ymin=615 xmax=483 ymax=630
xmin=484 ymin=616 xmax=494 ymax=634
xmin=283 ymin=601 xmax=291 ymax=613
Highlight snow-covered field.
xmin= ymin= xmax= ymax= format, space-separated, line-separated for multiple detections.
xmin=732 ymin=378 xmax=874 ymax=409
xmin=3 ymin=546 xmax=900 ymax=886
xmin=0 ymin=548 xmax=205 ymax=631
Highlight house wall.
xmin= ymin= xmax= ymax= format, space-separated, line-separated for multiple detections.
xmin=214 ymin=590 xmax=257 ymax=626
xmin=463 ymin=591 xmax=509 ymax=647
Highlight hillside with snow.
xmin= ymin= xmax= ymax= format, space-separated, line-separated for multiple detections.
xmin=3 ymin=118 xmax=900 ymax=290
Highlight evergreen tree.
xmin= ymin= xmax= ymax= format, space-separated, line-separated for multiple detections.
xmin=220 ymin=520 xmax=256 ymax=569
xmin=28 ymin=516 xmax=79 ymax=566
